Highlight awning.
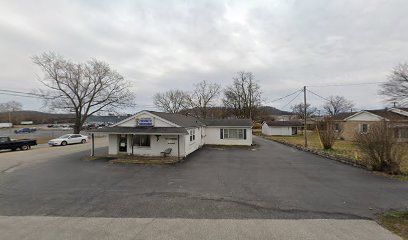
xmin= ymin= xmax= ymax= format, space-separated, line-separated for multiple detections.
xmin=86 ymin=126 xmax=188 ymax=135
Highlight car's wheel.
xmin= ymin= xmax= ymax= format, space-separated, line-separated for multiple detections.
xmin=61 ymin=141 xmax=67 ymax=146
xmin=20 ymin=145 xmax=29 ymax=151
xmin=11 ymin=148 xmax=16 ymax=151
xmin=81 ymin=139 xmax=86 ymax=144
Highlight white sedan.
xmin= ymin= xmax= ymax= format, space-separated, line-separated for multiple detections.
xmin=48 ymin=134 xmax=88 ymax=146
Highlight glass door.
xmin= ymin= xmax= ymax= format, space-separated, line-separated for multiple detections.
xmin=119 ymin=134 xmax=127 ymax=152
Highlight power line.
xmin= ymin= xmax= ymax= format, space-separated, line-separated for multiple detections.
xmin=264 ymin=89 xmax=303 ymax=104
xmin=0 ymin=89 xmax=54 ymax=100
xmin=0 ymin=92 xmax=47 ymax=99
xmin=306 ymin=89 xmax=331 ymax=102
xmin=280 ymin=89 xmax=303 ymax=110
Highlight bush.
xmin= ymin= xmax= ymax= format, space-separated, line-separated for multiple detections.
xmin=316 ymin=117 xmax=339 ymax=150
xmin=354 ymin=121 xmax=404 ymax=174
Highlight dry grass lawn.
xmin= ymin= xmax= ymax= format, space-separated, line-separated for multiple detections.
xmin=379 ymin=211 xmax=408 ymax=240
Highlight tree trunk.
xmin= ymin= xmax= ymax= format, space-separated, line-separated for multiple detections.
xmin=73 ymin=115 xmax=82 ymax=134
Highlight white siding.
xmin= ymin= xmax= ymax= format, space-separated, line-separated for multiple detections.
xmin=270 ymin=126 xmax=293 ymax=136
xmin=347 ymin=112 xmax=383 ymax=121
xmin=126 ymin=134 xmax=184 ymax=157
xmin=184 ymin=127 xmax=204 ymax=156
xmin=261 ymin=123 xmax=271 ymax=135
xmin=262 ymin=124 xmax=294 ymax=136
xmin=205 ymin=127 xmax=252 ymax=146
xmin=117 ymin=112 xmax=176 ymax=127
xmin=108 ymin=134 xmax=119 ymax=155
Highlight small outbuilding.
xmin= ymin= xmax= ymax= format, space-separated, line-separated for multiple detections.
xmin=261 ymin=121 xmax=303 ymax=136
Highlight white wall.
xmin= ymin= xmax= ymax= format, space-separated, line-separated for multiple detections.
xmin=184 ymin=127 xmax=204 ymax=156
xmin=262 ymin=123 xmax=271 ymax=135
xmin=347 ymin=112 xmax=383 ymax=121
xmin=108 ymin=134 xmax=118 ymax=155
xmin=205 ymin=127 xmax=252 ymax=146
xmin=262 ymin=124 xmax=294 ymax=136
xmin=124 ymin=134 xmax=185 ymax=157
xmin=271 ymin=126 xmax=293 ymax=136
xmin=118 ymin=112 xmax=176 ymax=127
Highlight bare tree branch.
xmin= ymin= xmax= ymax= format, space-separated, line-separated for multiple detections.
xmin=380 ymin=63 xmax=408 ymax=106
xmin=32 ymin=52 xmax=135 ymax=133
xmin=223 ymin=71 xmax=261 ymax=119
xmin=153 ymin=89 xmax=189 ymax=113
xmin=323 ymin=95 xmax=354 ymax=116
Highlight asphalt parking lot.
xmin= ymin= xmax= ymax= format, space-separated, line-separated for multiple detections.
xmin=0 ymin=136 xmax=407 ymax=220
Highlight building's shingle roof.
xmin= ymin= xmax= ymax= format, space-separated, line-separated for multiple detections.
xmin=366 ymin=110 xmax=408 ymax=121
xmin=88 ymin=126 xmax=188 ymax=135
xmin=397 ymin=108 xmax=408 ymax=111
xmin=332 ymin=112 xmax=356 ymax=120
xmin=264 ymin=121 xmax=303 ymax=127
xmin=202 ymin=118 xmax=253 ymax=127
xmin=147 ymin=111 xmax=204 ymax=127
xmin=86 ymin=115 xmax=129 ymax=124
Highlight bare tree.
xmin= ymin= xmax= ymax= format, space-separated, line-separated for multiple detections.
xmin=0 ymin=101 xmax=23 ymax=124
xmin=0 ymin=101 xmax=23 ymax=112
xmin=223 ymin=72 xmax=262 ymax=119
xmin=316 ymin=117 xmax=340 ymax=149
xmin=323 ymin=96 xmax=354 ymax=116
xmin=153 ymin=89 xmax=189 ymax=113
xmin=187 ymin=80 xmax=221 ymax=118
xmin=380 ymin=63 xmax=408 ymax=106
xmin=32 ymin=52 xmax=135 ymax=133
xmin=291 ymin=103 xmax=317 ymax=119
xmin=354 ymin=121 xmax=406 ymax=174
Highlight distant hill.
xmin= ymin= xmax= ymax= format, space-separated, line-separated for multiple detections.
xmin=259 ymin=106 xmax=292 ymax=116
xmin=0 ymin=111 xmax=75 ymax=124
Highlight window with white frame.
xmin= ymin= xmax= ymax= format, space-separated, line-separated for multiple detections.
xmin=189 ymin=129 xmax=195 ymax=142
xmin=221 ymin=129 xmax=246 ymax=139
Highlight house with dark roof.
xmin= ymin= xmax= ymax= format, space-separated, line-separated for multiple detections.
xmin=334 ymin=108 xmax=408 ymax=142
xmin=89 ymin=110 xmax=253 ymax=158
xmin=261 ymin=121 xmax=303 ymax=136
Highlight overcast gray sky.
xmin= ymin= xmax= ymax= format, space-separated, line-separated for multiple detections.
xmin=0 ymin=0 xmax=407 ymax=113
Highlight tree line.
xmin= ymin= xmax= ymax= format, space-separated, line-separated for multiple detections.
xmin=153 ymin=71 xmax=262 ymax=119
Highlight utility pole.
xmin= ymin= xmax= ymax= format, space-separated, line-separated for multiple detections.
xmin=303 ymin=86 xmax=308 ymax=148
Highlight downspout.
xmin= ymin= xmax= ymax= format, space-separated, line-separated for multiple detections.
xmin=131 ymin=134 xmax=134 ymax=155
xmin=90 ymin=133 xmax=95 ymax=157
xmin=177 ymin=135 xmax=180 ymax=160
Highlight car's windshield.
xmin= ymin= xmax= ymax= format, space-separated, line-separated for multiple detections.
xmin=58 ymin=135 xmax=71 ymax=139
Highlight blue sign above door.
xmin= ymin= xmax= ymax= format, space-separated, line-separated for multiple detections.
xmin=136 ymin=118 xmax=153 ymax=126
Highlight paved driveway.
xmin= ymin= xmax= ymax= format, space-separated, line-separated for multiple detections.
xmin=0 ymin=136 xmax=406 ymax=220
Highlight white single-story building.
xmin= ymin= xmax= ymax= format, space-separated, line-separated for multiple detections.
xmin=89 ymin=110 xmax=253 ymax=158
xmin=261 ymin=121 xmax=303 ymax=136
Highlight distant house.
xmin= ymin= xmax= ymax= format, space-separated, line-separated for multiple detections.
xmin=261 ymin=121 xmax=303 ymax=136
xmin=334 ymin=108 xmax=408 ymax=142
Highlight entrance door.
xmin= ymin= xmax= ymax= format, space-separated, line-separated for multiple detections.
xmin=292 ymin=127 xmax=298 ymax=135
xmin=119 ymin=134 xmax=127 ymax=152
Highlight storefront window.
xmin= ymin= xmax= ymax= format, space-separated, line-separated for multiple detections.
xmin=133 ymin=135 xmax=150 ymax=147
